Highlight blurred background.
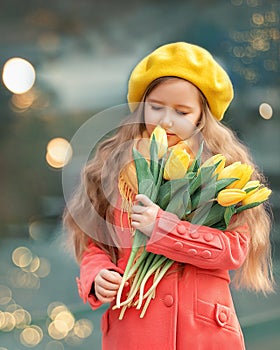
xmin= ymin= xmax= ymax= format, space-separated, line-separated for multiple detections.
xmin=0 ymin=0 xmax=279 ymax=349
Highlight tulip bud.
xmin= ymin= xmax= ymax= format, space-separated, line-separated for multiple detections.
xmin=163 ymin=148 xmax=191 ymax=180
xmin=242 ymin=187 xmax=272 ymax=206
xmin=199 ymin=154 xmax=226 ymax=176
xmin=150 ymin=125 xmax=168 ymax=159
xmin=217 ymin=189 xmax=247 ymax=207
xmin=218 ymin=162 xmax=254 ymax=189
xmin=242 ymin=180 xmax=260 ymax=194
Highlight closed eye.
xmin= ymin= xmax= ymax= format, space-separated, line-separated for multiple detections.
xmin=150 ymin=104 xmax=164 ymax=111
xmin=175 ymin=110 xmax=188 ymax=116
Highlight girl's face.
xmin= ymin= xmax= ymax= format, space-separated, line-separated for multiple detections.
xmin=144 ymin=78 xmax=202 ymax=147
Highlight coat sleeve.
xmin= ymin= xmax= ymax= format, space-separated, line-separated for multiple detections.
xmin=76 ymin=241 xmax=123 ymax=310
xmin=146 ymin=209 xmax=250 ymax=270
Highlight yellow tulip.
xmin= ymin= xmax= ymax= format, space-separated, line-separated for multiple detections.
xmin=170 ymin=140 xmax=194 ymax=165
xmin=199 ymin=154 xmax=226 ymax=176
xmin=242 ymin=187 xmax=272 ymax=206
xmin=218 ymin=162 xmax=254 ymax=189
xmin=163 ymin=148 xmax=191 ymax=180
xmin=217 ymin=189 xmax=247 ymax=206
xmin=242 ymin=180 xmax=260 ymax=194
xmin=150 ymin=125 xmax=168 ymax=159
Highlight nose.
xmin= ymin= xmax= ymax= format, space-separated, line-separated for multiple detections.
xmin=160 ymin=109 xmax=173 ymax=129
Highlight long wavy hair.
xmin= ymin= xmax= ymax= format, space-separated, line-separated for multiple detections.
xmin=63 ymin=77 xmax=274 ymax=294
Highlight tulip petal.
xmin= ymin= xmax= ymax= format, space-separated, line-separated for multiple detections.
xmin=151 ymin=125 xmax=168 ymax=159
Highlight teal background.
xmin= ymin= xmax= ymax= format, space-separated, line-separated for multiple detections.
xmin=0 ymin=0 xmax=279 ymax=349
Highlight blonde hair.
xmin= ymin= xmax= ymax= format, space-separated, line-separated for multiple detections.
xmin=63 ymin=108 xmax=146 ymax=265
xmin=63 ymin=77 xmax=274 ymax=294
xmin=198 ymin=105 xmax=274 ymax=293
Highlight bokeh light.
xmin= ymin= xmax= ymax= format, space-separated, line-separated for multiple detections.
xmin=11 ymin=89 xmax=36 ymax=111
xmin=12 ymin=308 xmax=32 ymax=329
xmin=46 ymin=138 xmax=73 ymax=168
xmin=12 ymin=247 xmax=33 ymax=268
xmin=259 ymin=102 xmax=273 ymax=119
xmin=0 ymin=285 xmax=12 ymax=305
xmin=9 ymin=247 xmax=50 ymax=289
xmin=0 ymin=311 xmax=16 ymax=332
xmin=34 ymin=257 xmax=51 ymax=278
xmin=20 ymin=325 xmax=43 ymax=347
xmin=47 ymin=303 xmax=73 ymax=340
xmin=48 ymin=319 xmax=69 ymax=340
xmin=2 ymin=57 xmax=36 ymax=94
xmin=74 ymin=319 xmax=93 ymax=338
xmin=45 ymin=341 xmax=64 ymax=350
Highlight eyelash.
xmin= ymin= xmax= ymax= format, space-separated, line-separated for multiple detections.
xmin=150 ymin=105 xmax=188 ymax=116
xmin=176 ymin=110 xmax=187 ymax=116
xmin=150 ymin=105 xmax=163 ymax=111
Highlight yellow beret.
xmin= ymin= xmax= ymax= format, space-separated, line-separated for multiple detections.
xmin=127 ymin=42 xmax=234 ymax=120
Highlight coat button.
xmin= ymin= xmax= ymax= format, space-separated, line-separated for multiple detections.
xmin=201 ymin=250 xmax=212 ymax=258
xmin=177 ymin=224 xmax=186 ymax=235
xmin=163 ymin=294 xmax=174 ymax=307
xmin=187 ymin=248 xmax=197 ymax=256
xmin=204 ymin=233 xmax=214 ymax=242
xmin=190 ymin=231 xmax=200 ymax=239
xmin=174 ymin=241 xmax=184 ymax=250
xmin=218 ymin=311 xmax=228 ymax=324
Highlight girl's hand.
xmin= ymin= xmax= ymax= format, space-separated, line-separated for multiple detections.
xmin=131 ymin=194 xmax=160 ymax=237
xmin=94 ymin=269 xmax=124 ymax=303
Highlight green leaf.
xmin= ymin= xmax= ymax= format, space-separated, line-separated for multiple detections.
xmin=190 ymin=202 xmax=225 ymax=227
xmin=138 ymin=178 xmax=155 ymax=198
xmin=210 ymin=220 xmax=228 ymax=230
xmin=235 ymin=201 xmax=264 ymax=213
xmin=133 ymin=147 xmax=156 ymax=198
xmin=188 ymin=165 xmax=213 ymax=195
xmin=149 ymin=134 xmax=159 ymax=179
xmin=158 ymin=176 xmax=192 ymax=209
xmin=187 ymin=141 xmax=204 ymax=173
xmin=223 ymin=205 xmax=236 ymax=227
xmin=215 ymin=178 xmax=240 ymax=193
xmin=133 ymin=148 xmax=154 ymax=181
xmin=244 ymin=185 xmax=259 ymax=193
xmin=190 ymin=177 xmax=240 ymax=211
xmin=165 ymin=188 xmax=190 ymax=218
xmin=183 ymin=191 xmax=192 ymax=215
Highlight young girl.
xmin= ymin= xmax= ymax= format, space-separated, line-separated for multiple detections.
xmin=63 ymin=42 xmax=274 ymax=349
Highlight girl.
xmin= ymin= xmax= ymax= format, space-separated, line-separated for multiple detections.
xmin=63 ymin=42 xmax=274 ymax=349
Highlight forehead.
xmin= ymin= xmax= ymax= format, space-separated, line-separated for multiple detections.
xmin=146 ymin=78 xmax=201 ymax=106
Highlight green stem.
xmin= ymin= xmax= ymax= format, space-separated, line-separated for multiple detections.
xmin=116 ymin=251 xmax=156 ymax=309
xmin=139 ymin=292 xmax=154 ymax=319
xmin=138 ymin=263 xmax=164 ymax=318
xmin=140 ymin=259 xmax=174 ymax=303
xmin=118 ymin=304 xmax=128 ymax=320
xmin=115 ymin=230 xmax=146 ymax=308
xmin=126 ymin=249 xmax=150 ymax=281
xmin=136 ymin=255 xmax=168 ymax=310
xmin=114 ymin=260 xmax=146 ymax=309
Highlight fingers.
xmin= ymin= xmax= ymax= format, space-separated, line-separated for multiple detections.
xmin=95 ymin=269 xmax=123 ymax=303
xmin=99 ymin=269 xmax=123 ymax=284
xmin=131 ymin=204 xmax=147 ymax=214
xmin=131 ymin=194 xmax=153 ymax=215
xmin=135 ymin=194 xmax=153 ymax=206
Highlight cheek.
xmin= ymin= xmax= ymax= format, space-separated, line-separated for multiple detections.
xmin=144 ymin=110 xmax=160 ymax=135
xmin=174 ymin=119 xmax=197 ymax=140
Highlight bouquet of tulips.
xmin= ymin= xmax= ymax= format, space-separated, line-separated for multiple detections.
xmin=114 ymin=126 xmax=271 ymax=319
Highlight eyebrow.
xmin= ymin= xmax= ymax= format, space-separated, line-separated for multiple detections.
xmin=146 ymin=98 xmax=194 ymax=110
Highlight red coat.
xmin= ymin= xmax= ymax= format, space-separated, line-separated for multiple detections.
xmin=77 ymin=205 xmax=249 ymax=350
